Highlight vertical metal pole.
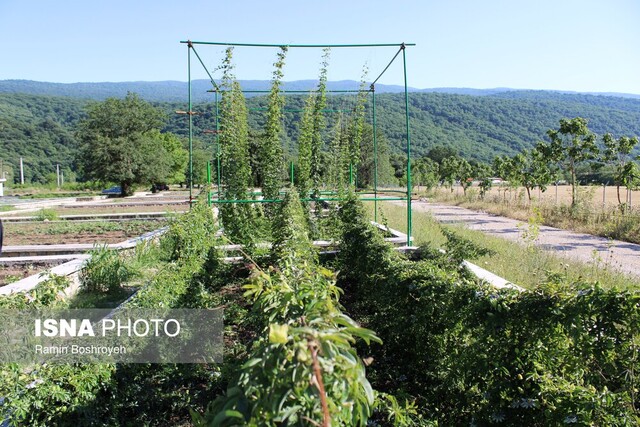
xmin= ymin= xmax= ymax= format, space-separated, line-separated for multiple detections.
xmin=402 ymin=44 xmax=412 ymax=245
xmin=372 ymin=85 xmax=378 ymax=222
xmin=207 ymin=161 xmax=212 ymax=206
xmin=215 ymin=90 xmax=221 ymax=198
xmin=20 ymin=157 xmax=24 ymax=185
xmin=188 ymin=41 xmax=193 ymax=208
xmin=290 ymin=161 xmax=294 ymax=186
xmin=56 ymin=164 xmax=60 ymax=188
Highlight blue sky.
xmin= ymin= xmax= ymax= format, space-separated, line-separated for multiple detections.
xmin=0 ymin=0 xmax=639 ymax=93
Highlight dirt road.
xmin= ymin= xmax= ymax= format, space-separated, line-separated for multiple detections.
xmin=410 ymin=201 xmax=640 ymax=278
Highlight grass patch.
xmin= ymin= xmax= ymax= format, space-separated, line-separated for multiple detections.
xmin=427 ymin=186 xmax=640 ymax=244
xmin=366 ymin=201 xmax=640 ymax=291
xmin=68 ymin=286 xmax=136 ymax=308
xmin=34 ymin=208 xmax=59 ymax=221
xmin=0 ymin=205 xmax=15 ymax=212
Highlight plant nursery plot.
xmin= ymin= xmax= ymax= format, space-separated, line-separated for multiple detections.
xmin=0 ymin=263 xmax=54 ymax=286
xmin=3 ymin=220 xmax=164 ymax=245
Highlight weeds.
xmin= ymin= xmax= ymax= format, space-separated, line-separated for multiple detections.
xmin=34 ymin=208 xmax=58 ymax=221
xmin=80 ymin=245 xmax=132 ymax=293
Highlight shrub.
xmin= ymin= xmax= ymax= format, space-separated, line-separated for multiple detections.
xmin=80 ymin=245 xmax=131 ymax=293
xmin=34 ymin=208 xmax=58 ymax=221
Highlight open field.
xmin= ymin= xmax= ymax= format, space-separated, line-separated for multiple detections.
xmin=366 ymin=201 xmax=640 ymax=290
xmin=424 ymin=184 xmax=640 ymax=244
xmin=414 ymin=185 xmax=640 ymax=208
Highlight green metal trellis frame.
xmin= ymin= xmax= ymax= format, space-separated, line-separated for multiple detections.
xmin=181 ymin=40 xmax=415 ymax=245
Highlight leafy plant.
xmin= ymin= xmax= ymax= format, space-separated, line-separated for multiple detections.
xmin=35 ymin=208 xmax=59 ymax=221
xmin=79 ymin=245 xmax=131 ymax=293
xmin=260 ymin=46 xmax=288 ymax=216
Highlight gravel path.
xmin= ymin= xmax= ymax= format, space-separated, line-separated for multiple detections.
xmin=409 ymin=201 xmax=640 ymax=278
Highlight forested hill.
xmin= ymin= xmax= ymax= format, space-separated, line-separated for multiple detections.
xmin=2 ymin=79 xmax=640 ymax=103
xmin=2 ymin=88 xmax=640 ymax=183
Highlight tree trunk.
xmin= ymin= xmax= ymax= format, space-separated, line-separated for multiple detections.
xmin=617 ymin=185 xmax=621 ymax=205
xmin=571 ymin=167 xmax=577 ymax=208
xmin=120 ymin=180 xmax=133 ymax=197
xmin=526 ymin=186 xmax=531 ymax=201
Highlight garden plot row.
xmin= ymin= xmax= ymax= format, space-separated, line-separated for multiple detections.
xmin=1 ymin=192 xmax=639 ymax=425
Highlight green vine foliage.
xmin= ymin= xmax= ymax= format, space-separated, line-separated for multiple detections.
xmin=0 ymin=200 xmax=227 ymax=426
xmin=196 ymin=185 xmax=380 ymax=427
xmin=347 ymin=67 xmax=369 ymax=174
xmin=80 ymin=245 xmax=131 ymax=293
xmin=270 ymin=187 xmax=316 ymax=267
xmin=310 ymin=48 xmax=330 ymax=197
xmin=336 ymin=193 xmax=640 ymax=426
xmin=218 ymin=47 xmax=255 ymax=244
xmin=260 ymin=47 xmax=288 ymax=216
xmin=296 ymin=90 xmax=316 ymax=200
xmin=0 ymin=273 xmax=70 ymax=309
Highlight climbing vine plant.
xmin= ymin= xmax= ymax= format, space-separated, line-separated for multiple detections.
xmin=260 ymin=46 xmax=288 ymax=215
xmin=218 ymin=47 xmax=254 ymax=244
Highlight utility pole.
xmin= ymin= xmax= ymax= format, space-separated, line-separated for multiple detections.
xmin=56 ymin=164 xmax=60 ymax=188
xmin=19 ymin=157 xmax=24 ymax=185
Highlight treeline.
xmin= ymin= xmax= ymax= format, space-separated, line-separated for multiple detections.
xmin=3 ymin=88 xmax=640 ymax=185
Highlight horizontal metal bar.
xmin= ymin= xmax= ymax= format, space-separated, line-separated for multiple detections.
xmin=182 ymin=40 xmax=416 ymax=48
xmin=248 ymin=108 xmax=352 ymax=113
xmin=358 ymin=188 xmax=407 ymax=194
xmin=210 ymin=197 xmax=405 ymax=204
xmin=207 ymin=89 xmax=370 ymax=94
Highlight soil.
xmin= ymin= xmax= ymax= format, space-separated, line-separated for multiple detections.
xmin=2 ymin=205 xmax=187 ymax=217
xmin=0 ymin=262 xmax=61 ymax=286
xmin=3 ymin=222 xmax=164 ymax=245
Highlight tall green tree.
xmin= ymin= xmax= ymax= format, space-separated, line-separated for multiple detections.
xmin=76 ymin=92 xmax=168 ymax=196
xmin=602 ymin=133 xmax=640 ymax=205
xmin=537 ymin=117 xmax=599 ymax=207
xmin=218 ymin=47 xmax=254 ymax=243
xmin=260 ymin=47 xmax=288 ymax=213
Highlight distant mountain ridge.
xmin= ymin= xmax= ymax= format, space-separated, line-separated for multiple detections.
xmin=1 ymin=79 xmax=639 ymax=103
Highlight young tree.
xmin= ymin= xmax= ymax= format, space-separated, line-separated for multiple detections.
xmin=602 ymin=133 xmax=640 ymax=205
xmin=76 ymin=93 xmax=168 ymax=196
xmin=413 ymin=157 xmax=440 ymax=191
xmin=455 ymin=158 xmax=474 ymax=194
xmin=474 ymin=162 xmax=493 ymax=199
xmin=440 ymin=156 xmax=459 ymax=192
xmin=537 ymin=117 xmax=598 ymax=207
xmin=512 ymin=149 xmax=551 ymax=201
xmin=493 ymin=155 xmax=520 ymax=201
